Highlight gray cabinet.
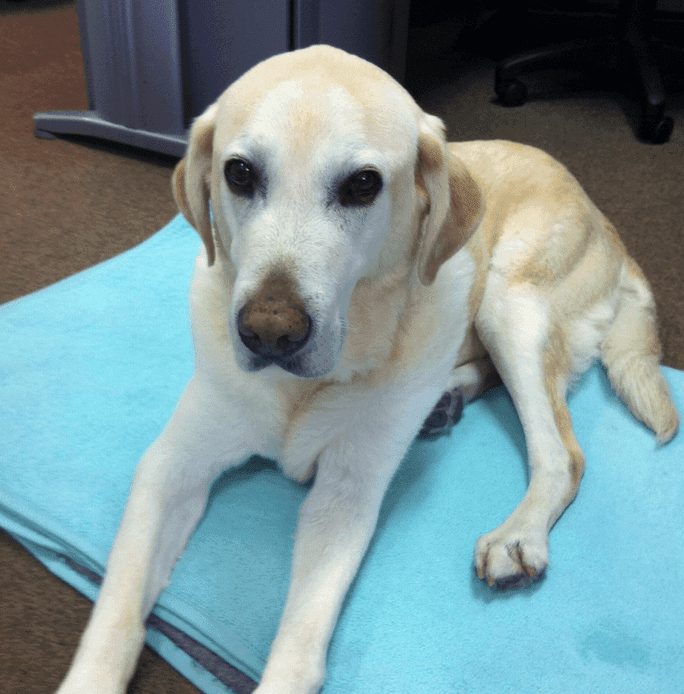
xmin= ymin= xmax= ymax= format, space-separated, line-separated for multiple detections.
xmin=34 ymin=0 xmax=410 ymax=157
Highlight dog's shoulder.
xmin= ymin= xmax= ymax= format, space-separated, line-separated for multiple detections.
xmin=449 ymin=140 xmax=604 ymax=280
xmin=447 ymin=140 xmax=577 ymax=202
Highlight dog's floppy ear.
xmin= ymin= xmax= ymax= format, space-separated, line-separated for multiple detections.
xmin=415 ymin=114 xmax=484 ymax=286
xmin=173 ymin=103 xmax=218 ymax=266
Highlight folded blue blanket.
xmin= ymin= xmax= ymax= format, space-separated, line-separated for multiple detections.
xmin=1 ymin=215 xmax=682 ymax=694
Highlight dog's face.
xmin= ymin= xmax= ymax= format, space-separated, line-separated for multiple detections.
xmin=174 ymin=46 xmax=483 ymax=378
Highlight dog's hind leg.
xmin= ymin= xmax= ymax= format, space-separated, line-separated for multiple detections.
xmin=472 ymin=278 xmax=586 ymax=589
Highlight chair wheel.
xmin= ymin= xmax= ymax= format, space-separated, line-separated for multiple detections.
xmin=639 ymin=116 xmax=674 ymax=145
xmin=496 ymin=79 xmax=528 ymax=107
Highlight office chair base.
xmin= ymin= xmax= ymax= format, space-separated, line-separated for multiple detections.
xmin=493 ymin=0 xmax=682 ymax=145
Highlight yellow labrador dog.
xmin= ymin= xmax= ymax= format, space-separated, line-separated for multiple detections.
xmin=56 ymin=45 xmax=678 ymax=694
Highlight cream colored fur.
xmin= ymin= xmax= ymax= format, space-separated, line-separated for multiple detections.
xmin=56 ymin=46 xmax=678 ymax=694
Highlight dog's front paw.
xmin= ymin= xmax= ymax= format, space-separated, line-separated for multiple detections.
xmin=474 ymin=527 xmax=548 ymax=589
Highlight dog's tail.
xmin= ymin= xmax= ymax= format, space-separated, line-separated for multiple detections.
xmin=600 ymin=256 xmax=679 ymax=444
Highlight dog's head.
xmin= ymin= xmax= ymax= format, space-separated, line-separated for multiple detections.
xmin=173 ymin=45 xmax=483 ymax=378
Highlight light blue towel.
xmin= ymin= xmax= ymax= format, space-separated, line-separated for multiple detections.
xmin=1 ymin=214 xmax=682 ymax=694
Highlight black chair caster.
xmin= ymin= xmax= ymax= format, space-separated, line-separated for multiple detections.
xmin=496 ymin=78 xmax=528 ymax=107
xmin=639 ymin=115 xmax=674 ymax=144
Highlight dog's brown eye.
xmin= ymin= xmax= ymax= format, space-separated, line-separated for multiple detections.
xmin=225 ymin=159 xmax=257 ymax=196
xmin=339 ymin=169 xmax=382 ymax=207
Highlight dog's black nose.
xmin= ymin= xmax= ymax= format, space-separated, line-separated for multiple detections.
xmin=237 ymin=274 xmax=311 ymax=360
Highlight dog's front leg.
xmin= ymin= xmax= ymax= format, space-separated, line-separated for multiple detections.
xmin=255 ymin=380 xmax=446 ymax=694
xmin=56 ymin=376 xmax=250 ymax=694
xmin=255 ymin=454 xmax=392 ymax=694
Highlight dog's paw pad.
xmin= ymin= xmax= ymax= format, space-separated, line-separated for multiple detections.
xmin=419 ymin=388 xmax=464 ymax=438
xmin=474 ymin=531 xmax=548 ymax=590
